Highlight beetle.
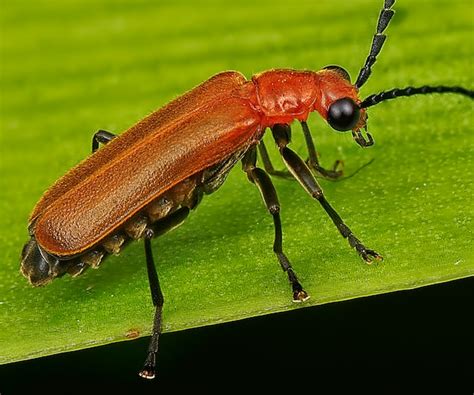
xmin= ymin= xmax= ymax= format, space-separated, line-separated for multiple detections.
xmin=20 ymin=0 xmax=473 ymax=379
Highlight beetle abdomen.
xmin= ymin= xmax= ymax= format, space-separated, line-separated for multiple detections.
xmin=21 ymin=174 xmax=201 ymax=286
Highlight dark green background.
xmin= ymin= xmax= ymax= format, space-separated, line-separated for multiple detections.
xmin=0 ymin=277 xmax=472 ymax=392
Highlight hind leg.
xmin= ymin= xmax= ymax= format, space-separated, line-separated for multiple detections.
xmin=138 ymin=208 xmax=190 ymax=379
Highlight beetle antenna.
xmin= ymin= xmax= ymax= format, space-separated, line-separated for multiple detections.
xmin=360 ymin=85 xmax=474 ymax=108
xmin=355 ymin=0 xmax=395 ymax=89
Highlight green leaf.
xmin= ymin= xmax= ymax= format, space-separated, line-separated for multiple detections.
xmin=1 ymin=0 xmax=472 ymax=364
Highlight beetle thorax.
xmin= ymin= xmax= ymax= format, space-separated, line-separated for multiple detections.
xmin=251 ymin=69 xmax=320 ymax=127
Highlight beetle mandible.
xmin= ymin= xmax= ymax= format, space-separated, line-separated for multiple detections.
xmin=20 ymin=0 xmax=473 ymax=379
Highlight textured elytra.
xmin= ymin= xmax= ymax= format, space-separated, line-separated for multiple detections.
xmin=28 ymin=71 xmax=248 ymax=225
xmin=33 ymin=94 xmax=262 ymax=256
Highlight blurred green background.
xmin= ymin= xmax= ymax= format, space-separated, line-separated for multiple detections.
xmin=0 ymin=0 xmax=473 ymax=389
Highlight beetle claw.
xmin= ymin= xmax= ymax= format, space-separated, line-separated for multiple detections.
xmin=292 ymin=289 xmax=310 ymax=303
xmin=358 ymin=247 xmax=383 ymax=264
xmin=138 ymin=365 xmax=156 ymax=380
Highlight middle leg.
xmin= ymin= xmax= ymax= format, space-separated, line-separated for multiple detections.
xmin=242 ymin=147 xmax=309 ymax=302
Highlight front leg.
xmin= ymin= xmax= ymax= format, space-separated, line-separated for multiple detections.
xmin=300 ymin=121 xmax=343 ymax=180
xmin=272 ymin=124 xmax=382 ymax=264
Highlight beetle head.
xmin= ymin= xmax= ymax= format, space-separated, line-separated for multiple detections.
xmin=314 ymin=67 xmax=372 ymax=147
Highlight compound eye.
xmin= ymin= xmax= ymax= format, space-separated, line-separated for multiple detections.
xmin=327 ymin=98 xmax=360 ymax=132
xmin=323 ymin=65 xmax=351 ymax=83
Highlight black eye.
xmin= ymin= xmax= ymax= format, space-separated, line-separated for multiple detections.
xmin=323 ymin=65 xmax=351 ymax=82
xmin=327 ymin=98 xmax=360 ymax=132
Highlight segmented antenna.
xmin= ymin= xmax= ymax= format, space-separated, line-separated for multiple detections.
xmin=360 ymin=85 xmax=474 ymax=108
xmin=355 ymin=0 xmax=395 ymax=89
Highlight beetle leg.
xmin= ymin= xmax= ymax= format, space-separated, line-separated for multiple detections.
xmin=139 ymin=233 xmax=163 ymax=380
xmin=272 ymin=124 xmax=383 ymax=264
xmin=139 ymin=207 xmax=190 ymax=380
xmin=242 ymin=148 xmax=309 ymax=302
xmin=300 ymin=121 xmax=344 ymax=180
xmin=91 ymin=129 xmax=117 ymax=153
xmin=257 ymin=139 xmax=293 ymax=179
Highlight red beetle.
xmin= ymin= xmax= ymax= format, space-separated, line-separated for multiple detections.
xmin=20 ymin=0 xmax=473 ymax=379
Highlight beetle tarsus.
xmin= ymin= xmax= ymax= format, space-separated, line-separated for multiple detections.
xmin=138 ymin=358 xmax=156 ymax=380
xmin=347 ymin=234 xmax=383 ymax=264
xmin=361 ymin=249 xmax=383 ymax=264
xmin=358 ymin=247 xmax=383 ymax=264
xmin=293 ymin=290 xmax=310 ymax=303
xmin=306 ymin=158 xmax=344 ymax=180
xmin=288 ymin=268 xmax=310 ymax=302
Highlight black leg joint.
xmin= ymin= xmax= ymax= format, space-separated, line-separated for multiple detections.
xmin=271 ymin=124 xmax=292 ymax=148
